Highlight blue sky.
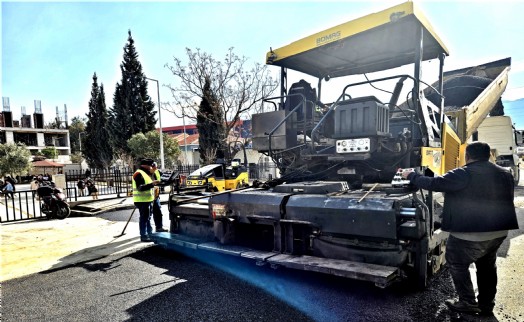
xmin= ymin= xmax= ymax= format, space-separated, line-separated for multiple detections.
xmin=2 ymin=1 xmax=524 ymax=128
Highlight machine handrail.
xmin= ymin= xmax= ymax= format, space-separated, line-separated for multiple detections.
xmin=309 ymin=74 xmax=444 ymax=152
xmin=263 ymin=93 xmax=317 ymax=167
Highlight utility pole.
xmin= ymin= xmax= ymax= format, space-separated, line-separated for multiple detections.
xmin=182 ymin=106 xmax=189 ymax=163
xmin=79 ymin=132 xmax=85 ymax=153
xmin=145 ymin=77 xmax=164 ymax=169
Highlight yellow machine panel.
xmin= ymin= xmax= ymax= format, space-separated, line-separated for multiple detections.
xmin=421 ymin=147 xmax=443 ymax=175
xmin=186 ymin=164 xmax=226 ymax=191
xmin=441 ymin=123 xmax=462 ymax=173
xmin=186 ymin=177 xmax=226 ymax=191
xmin=186 ymin=162 xmax=248 ymax=192
xmin=225 ymin=172 xmax=249 ymax=190
xmin=224 ymin=161 xmax=249 ymax=190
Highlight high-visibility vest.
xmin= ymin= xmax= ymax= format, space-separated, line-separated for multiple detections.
xmin=132 ymin=169 xmax=154 ymax=202
xmin=153 ymin=169 xmax=161 ymax=198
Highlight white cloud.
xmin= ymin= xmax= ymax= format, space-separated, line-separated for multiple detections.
xmin=503 ymin=86 xmax=524 ymax=101
xmin=511 ymin=60 xmax=524 ymax=74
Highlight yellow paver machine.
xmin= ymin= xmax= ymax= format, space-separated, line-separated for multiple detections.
xmin=156 ymin=2 xmax=511 ymax=289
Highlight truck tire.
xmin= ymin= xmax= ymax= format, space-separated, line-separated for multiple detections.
xmin=415 ymin=253 xmax=428 ymax=290
xmin=413 ymin=244 xmax=429 ymax=290
xmin=512 ymin=165 xmax=520 ymax=185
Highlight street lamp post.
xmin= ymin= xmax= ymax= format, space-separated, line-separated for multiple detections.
xmin=79 ymin=132 xmax=85 ymax=153
xmin=145 ymin=77 xmax=164 ymax=169
xmin=182 ymin=106 xmax=189 ymax=163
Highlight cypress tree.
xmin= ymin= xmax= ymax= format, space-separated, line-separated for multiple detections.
xmin=196 ymin=77 xmax=226 ymax=164
xmin=96 ymin=85 xmax=113 ymax=166
xmin=84 ymin=73 xmax=113 ymax=168
xmin=108 ymin=84 xmax=131 ymax=154
xmin=109 ymin=30 xmax=156 ymax=155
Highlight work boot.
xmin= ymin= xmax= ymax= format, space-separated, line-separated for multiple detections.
xmin=445 ymin=298 xmax=481 ymax=314
xmin=478 ymin=305 xmax=494 ymax=316
xmin=478 ymin=309 xmax=494 ymax=317
xmin=140 ymin=236 xmax=153 ymax=242
xmin=156 ymin=228 xmax=168 ymax=232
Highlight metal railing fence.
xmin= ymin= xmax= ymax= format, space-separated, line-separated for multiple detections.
xmin=0 ymin=190 xmax=46 ymax=223
xmin=1 ymin=163 xmax=279 ymax=223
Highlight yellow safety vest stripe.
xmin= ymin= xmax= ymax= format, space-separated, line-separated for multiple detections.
xmin=153 ymin=169 xmax=161 ymax=199
xmin=132 ymin=169 xmax=154 ymax=202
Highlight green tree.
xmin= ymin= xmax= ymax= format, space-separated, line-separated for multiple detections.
xmin=127 ymin=130 xmax=181 ymax=168
xmin=68 ymin=116 xmax=86 ymax=154
xmin=109 ymin=84 xmax=131 ymax=158
xmin=33 ymin=151 xmax=45 ymax=161
xmin=41 ymin=146 xmax=58 ymax=159
xmin=196 ymin=77 xmax=225 ymax=164
xmin=70 ymin=152 xmax=83 ymax=164
xmin=84 ymin=73 xmax=113 ymax=168
xmin=0 ymin=143 xmax=32 ymax=177
xmin=109 ymin=30 xmax=156 ymax=155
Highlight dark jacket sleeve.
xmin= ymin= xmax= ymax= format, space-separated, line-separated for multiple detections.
xmin=407 ymin=168 xmax=470 ymax=192
xmin=133 ymin=172 xmax=155 ymax=191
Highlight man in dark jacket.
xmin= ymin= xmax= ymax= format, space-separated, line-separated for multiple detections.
xmin=151 ymin=162 xmax=168 ymax=232
xmin=402 ymin=141 xmax=518 ymax=315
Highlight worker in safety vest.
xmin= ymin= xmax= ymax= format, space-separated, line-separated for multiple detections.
xmin=132 ymin=158 xmax=160 ymax=242
xmin=151 ymin=162 xmax=168 ymax=232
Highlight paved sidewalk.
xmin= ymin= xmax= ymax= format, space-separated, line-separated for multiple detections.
xmin=0 ymin=193 xmax=170 ymax=282
xmin=0 ymin=216 xmax=148 ymax=282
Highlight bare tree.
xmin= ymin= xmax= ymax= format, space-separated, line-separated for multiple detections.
xmin=164 ymin=47 xmax=278 ymax=149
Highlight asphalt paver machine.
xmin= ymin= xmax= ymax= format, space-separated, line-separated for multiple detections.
xmin=154 ymin=2 xmax=511 ymax=289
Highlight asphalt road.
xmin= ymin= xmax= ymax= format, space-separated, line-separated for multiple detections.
xmin=0 ymin=243 xmax=421 ymax=322
xmin=2 ymin=246 xmax=316 ymax=322
xmin=2 ymin=204 xmax=523 ymax=322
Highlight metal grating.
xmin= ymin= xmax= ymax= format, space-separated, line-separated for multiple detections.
xmin=443 ymin=125 xmax=461 ymax=172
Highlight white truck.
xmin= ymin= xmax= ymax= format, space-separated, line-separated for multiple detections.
xmin=477 ymin=115 xmax=522 ymax=183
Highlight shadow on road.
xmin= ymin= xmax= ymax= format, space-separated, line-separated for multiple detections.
xmin=123 ymin=246 xmax=316 ymax=321
xmin=41 ymin=236 xmax=144 ymax=274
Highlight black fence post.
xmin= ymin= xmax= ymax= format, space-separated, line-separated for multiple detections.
xmin=116 ymin=169 xmax=121 ymax=198
xmin=1 ymin=190 xmax=47 ymax=223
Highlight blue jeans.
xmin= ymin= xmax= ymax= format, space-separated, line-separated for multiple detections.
xmin=445 ymin=235 xmax=506 ymax=309
xmin=152 ymin=198 xmax=163 ymax=229
xmin=135 ymin=202 xmax=153 ymax=237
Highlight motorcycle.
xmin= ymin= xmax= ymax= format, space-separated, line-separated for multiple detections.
xmin=36 ymin=182 xmax=71 ymax=220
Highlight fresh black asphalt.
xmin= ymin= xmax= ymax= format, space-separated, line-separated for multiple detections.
xmin=2 ymin=245 xmax=315 ymax=322
xmin=3 ymin=207 xmax=522 ymax=321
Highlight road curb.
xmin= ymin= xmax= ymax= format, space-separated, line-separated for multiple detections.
xmin=70 ymin=197 xmax=169 ymax=217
